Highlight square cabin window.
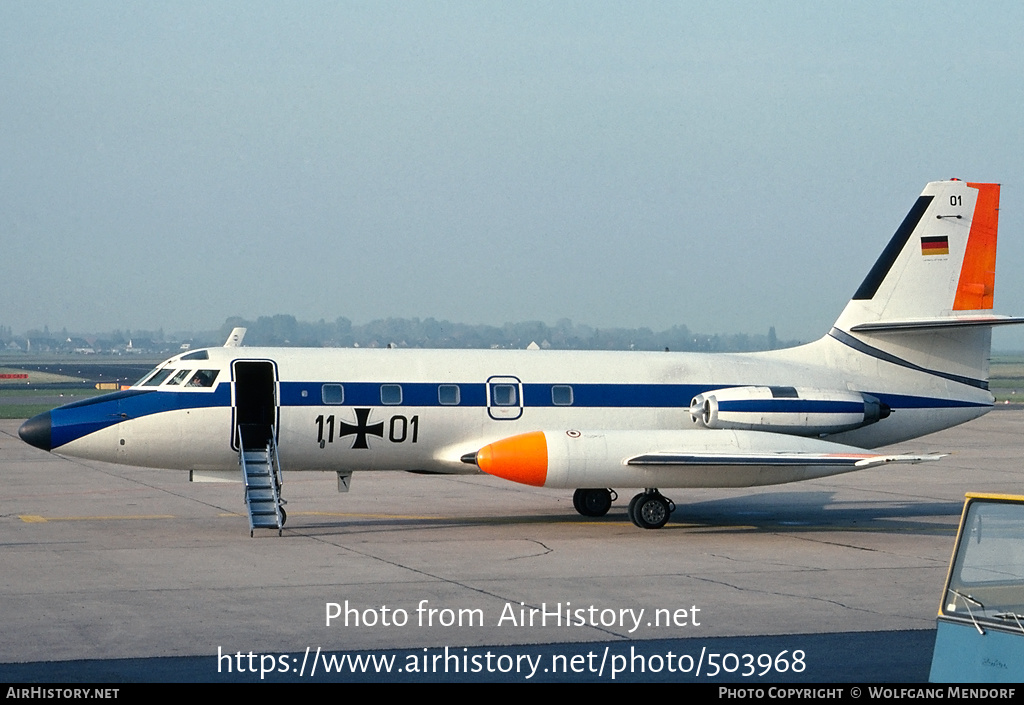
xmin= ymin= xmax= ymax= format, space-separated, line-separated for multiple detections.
xmin=491 ymin=384 xmax=518 ymax=406
xmin=551 ymin=385 xmax=574 ymax=406
xmin=381 ymin=384 xmax=402 ymax=405
xmin=438 ymin=384 xmax=460 ymax=405
xmin=322 ymin=384 xmax=344 ymax=405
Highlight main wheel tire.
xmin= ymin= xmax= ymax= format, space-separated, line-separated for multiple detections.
xmin=633 ymin=494 xmax=670 ymax=530
xmin=627 ymin=493 xmax=643 ymax=527
xmin=573 ymin=488 xmax=613 ymax=517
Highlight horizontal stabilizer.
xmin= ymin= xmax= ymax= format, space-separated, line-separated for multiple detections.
xmin=850 ymin=315 xmax=1024 ymax=332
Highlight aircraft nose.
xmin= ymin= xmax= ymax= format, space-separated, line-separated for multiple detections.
xmin=19 ymin=412 xmax=52 ymax=452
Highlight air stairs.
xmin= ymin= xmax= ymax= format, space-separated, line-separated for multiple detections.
xmin=237 ymin=425 xmax=286 ymax=537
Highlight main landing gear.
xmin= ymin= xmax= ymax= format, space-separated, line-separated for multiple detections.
xmin=573 ymin=488 xmax=617 ymax=517
xmin=627 ymin=489 xmax=675 ymax=530
xmin=572 ymin=487 xmax=675 ymax=529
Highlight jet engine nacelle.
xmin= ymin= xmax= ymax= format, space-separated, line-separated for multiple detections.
xmin=689 ymin=386 xmax=889 ymax=436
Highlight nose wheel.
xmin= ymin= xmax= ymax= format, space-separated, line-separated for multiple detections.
xmin=628 ymin=490 xmax=674 ymax=529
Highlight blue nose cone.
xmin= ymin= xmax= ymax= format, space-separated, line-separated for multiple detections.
xmin=19 ymin=412 xmax=53 ymax=452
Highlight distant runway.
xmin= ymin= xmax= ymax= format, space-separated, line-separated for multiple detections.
xmin=3 ymin=360 xmax=156 ymax=385
xmin=2 ymin=410 xmax=1022 ymax=682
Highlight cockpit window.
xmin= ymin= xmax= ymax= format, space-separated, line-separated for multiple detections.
xmin=186 ymin=370 xmax=219 ymax=388
xmin=135 ymin=367 xmax=161 ymax=386
xmin=166 ymin=370 xmax=192 ymax=386
xmin=141 ymin=368 xmax=174 ymax=387
xmin=181 ymin=350 xmax=209 ymax=361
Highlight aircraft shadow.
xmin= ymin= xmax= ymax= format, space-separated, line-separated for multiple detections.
xmin=278 ymin=490 xmax=963 ymax=539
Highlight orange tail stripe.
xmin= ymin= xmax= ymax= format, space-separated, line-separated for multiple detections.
xmin=475 ymin=431 xmax=548 ymax=487
xmin=955 ymin=183 xmax=1000 ymax=310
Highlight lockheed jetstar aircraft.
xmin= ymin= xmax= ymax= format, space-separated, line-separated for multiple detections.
xmin=19 ymin=180 xmax=1024 ymax=534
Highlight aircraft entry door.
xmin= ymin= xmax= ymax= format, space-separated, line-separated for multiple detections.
xmin=232 ymin=360 xmax=279 ymax=451
xmin=487 ymin=375 xmax=524 ymax=420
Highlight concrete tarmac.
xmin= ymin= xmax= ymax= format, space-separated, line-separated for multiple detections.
xmin=2 ymin=410 xmax=1022 ymax=680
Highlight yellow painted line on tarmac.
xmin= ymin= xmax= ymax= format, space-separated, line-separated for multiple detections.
xmin=19 ymin=514 xmax=175 ymax=523
xmin=682 ymin=523 xmax=957 ymax=535
xmin=218 ymin=511 xmax=438 ymax=520
xmin=218 ymin=511 xmax=754 ymax=528
xmin=300 ymin=510 xmax=440 ymax=520
xmin=201 ymin=512 xmax=954 ymax=534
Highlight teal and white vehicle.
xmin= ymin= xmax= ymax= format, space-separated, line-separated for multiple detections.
xmin=930 ymin=494 xmax=1024 ymax=682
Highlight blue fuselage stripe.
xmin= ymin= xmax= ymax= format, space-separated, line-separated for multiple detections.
xmin=43 ymin=381 xmax=989 ymax=449
xmin=282 ymin=382 xmax=708 ymax=408
xmin=49 ymin=387 xmax=230 ymax=449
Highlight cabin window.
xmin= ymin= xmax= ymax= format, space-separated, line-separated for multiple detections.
xmin=381 ymin=384 xmax=402 ymax=405
xmin=186 ymin=370 xmax=219 ymax=388
xmin=322 ymin=384 xmax=344 ymax=405
xmin=491 ymin=384 xmax=518 ymax=406
xmin=166 ymin=370 xmax=192 ymax=386
xmin=552 ymin=385 xmax=574 ymax=406
xmin=141 ymin=369 xmax=174 ymax=387
xmin=438 ymin=384 xmax=460 ymax=405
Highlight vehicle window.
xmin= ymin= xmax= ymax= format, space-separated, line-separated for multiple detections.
xmin=491 ymin=384 xmax=518 ymax=406
xmin=181 ymin=350 xmax=209 ymax=361
xmin=552 ymin=385 xmax=574 ymax=406
xmin=381 ymin=384 xmax=402 ymax=405
xmin=166 ymin=370 xmax=192 ymax=386
xmin=438 ymin=384 xmax=460 ymax=405
xmin=322 ymin=384 xmax=344 ymax=404
xmin=186 ymin=370 xmax=219 ymax=388
xmin=141 ymin=369 xmax=174 ymax=387
xmin=945 ymin=500 xmax=1024 ymax=619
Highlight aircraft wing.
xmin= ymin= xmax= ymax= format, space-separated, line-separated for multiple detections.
xmin=471 ymin=429 xmax=947 ymax=489
xmin=627 ymin=451 xmax=944 ymax=469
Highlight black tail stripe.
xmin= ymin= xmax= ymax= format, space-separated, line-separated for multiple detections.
xmin=852 ymin=195 xmax=934 ymax=300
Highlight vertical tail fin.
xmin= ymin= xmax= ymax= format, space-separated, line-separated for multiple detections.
xmin=837 ymin=180 xmax=1000 ymax=329
xmin=829 ymin=180 xmax=1023 ymax=389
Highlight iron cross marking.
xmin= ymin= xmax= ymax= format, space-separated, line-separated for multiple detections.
xmin=339 ymin=408 xmax=384 ymax=449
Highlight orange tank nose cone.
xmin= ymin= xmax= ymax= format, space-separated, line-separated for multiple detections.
xmin=475 ymin=431 xmax=549 ymax=487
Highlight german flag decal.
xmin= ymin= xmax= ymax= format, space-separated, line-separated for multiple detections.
xmin=921 ymin=235 xmax=949 ymax=256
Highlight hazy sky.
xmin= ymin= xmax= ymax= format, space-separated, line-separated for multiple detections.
xmin=3 ymin=2 xmax=1024 ymax=347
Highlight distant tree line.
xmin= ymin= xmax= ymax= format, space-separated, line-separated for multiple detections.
xmin=215 ymin=315 xmax=798 ymax=352
xmin=0 ymin=316 xmax=799 ymax=354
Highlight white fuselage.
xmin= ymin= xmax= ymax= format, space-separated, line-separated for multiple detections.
xmin=52 ymin=335 xmax=992 ymax=484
